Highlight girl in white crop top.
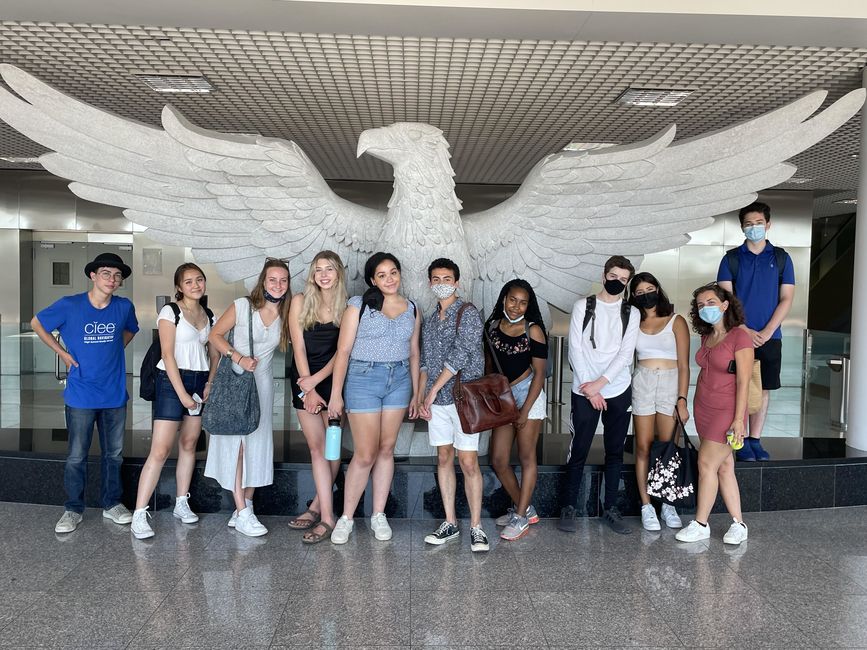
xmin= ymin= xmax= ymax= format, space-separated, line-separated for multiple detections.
xmin=627 ymin=272 xmax=691 ymax=531
xmin=132 ymin=263 xmax=220 ymax=539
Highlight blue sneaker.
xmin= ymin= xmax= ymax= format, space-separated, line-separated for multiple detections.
xmin=749 ymin=437 xmax=770 ymax=461
xmin=735 ymin=441 xmax=756 ymax=462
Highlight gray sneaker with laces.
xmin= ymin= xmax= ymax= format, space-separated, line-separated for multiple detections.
xmin=495 ymin=507 xmax=516 ymax=527
xmin=603 ymin=507 xmax=632 ymax=535
xmin=558 ymin=505 xmax=578 ymax=532
xmin=102 ymin=503 xmax=133 ymax=525
xmin=55 ymin=510 xmax=83 ymax=534
xmin=500 ymin=515 xmax=530 ymax=541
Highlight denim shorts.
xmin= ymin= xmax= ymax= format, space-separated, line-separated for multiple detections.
xmin=153 ymin=368 xmax=209 ymax=422
xmin=344 ymin=359 xmax=412 ymax=413
xmin=511 ymin=372 xmax=547 ymax=420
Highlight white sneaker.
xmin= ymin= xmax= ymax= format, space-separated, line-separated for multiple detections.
xmin=55 ymin=510 xmax=83 ymax=534
xmin=641 ymin=504 xmax=661 ymax=531
xmin=131 ymin=507 xmax=154 ymax=539
xmin=102 ymin=503 xmax=133 ymax=525
xmin=723 ymin=520 xmax=749 ymax=545
xmin=330 ymin=515 xmax=354 ymax=544
xmin=173 ymin=494 xmax=199 ymax=524
xmin=235 ymin=507 xmax=268 ymax=537
xmin=661 ymin=503 xmax=683 ymax=529
xmin=228 ymin=500 xmax=254 ymax=528
xmin=370 ymin=512 xmax=392 ymax=541
xmin=675 ymin=520 xmax=710 ymax=542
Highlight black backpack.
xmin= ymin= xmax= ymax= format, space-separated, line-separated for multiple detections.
xmin=139 ymin=303 xmax=215 ymax=401
xmin=725 ymin=246 xmax=789 ymax=294
xmin=582 ymin=294 xmax=631 ymax=349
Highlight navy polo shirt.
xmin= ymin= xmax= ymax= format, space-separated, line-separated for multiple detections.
xmin=716 ymin=241 xmax=795 ymax=340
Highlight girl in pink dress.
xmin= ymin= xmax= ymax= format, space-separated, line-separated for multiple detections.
xmin=676 ymin=283 xmax=753 ymax=546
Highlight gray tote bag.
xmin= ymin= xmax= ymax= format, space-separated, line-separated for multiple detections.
xmin=202 ymin=300 xmax=261 ymax=436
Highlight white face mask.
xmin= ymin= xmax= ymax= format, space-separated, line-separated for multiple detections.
xmin=431 ymin=283 xmax=457 ymax=300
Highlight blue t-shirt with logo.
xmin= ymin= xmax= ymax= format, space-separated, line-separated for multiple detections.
xmin=716 ymin=241 xmax=795 ymax=340
xmin=36 ymin=292 xmax=139 ymax=409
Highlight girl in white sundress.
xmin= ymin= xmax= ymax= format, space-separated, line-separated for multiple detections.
xmin=205 ymin=259 xmax=291 ymax=537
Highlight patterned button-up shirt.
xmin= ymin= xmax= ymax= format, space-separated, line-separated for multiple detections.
xmin=420 ymin=298 xmax=485 ymax=406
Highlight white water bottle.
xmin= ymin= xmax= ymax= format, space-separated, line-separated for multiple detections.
xmin=325 ymin=419 xmax=342 ymax=461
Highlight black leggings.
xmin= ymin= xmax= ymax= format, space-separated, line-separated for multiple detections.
xmin=562 ymin=388 xmax=632 ymax=510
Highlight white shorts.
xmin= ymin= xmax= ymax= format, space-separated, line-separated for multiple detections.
xmin=632 ymin=365 xmax=678 ymax=417
xmin=428 ymin=403 xmax=479 ymax=452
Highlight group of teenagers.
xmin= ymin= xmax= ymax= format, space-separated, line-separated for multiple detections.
xmin=32 ymin=200 xmax=793 ymax=550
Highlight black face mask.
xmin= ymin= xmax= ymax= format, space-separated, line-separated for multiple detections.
xmin=263 ymin=290 xmax=285 ymax=303
xmin=604 ymin=279 xmax=626 ymax=296
xmin=633 ymin=291 xmax=659 ymax=310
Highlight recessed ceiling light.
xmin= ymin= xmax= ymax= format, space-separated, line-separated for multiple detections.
xmin=784 ymin=177 xmax=812 ymax=184
xmin=0 ymin=156 xmax=40 ymax=163
xmin=615 ymin=88 xmax=693 ymax=107
xmin=833 ymin=199 xmax=858 ymax=205
xmin=134 ymin=74 xmax=214 ymax=93
xmin=563 ymin=142 xmax=619 ymax=152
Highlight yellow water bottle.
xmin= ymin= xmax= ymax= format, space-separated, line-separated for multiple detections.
xmin=727 ymin=431 xmax=744 ymax=450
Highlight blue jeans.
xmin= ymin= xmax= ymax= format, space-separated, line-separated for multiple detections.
xmin=64 ymin=405 xmax=126 ymax=513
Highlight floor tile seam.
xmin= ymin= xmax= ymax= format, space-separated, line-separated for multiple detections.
xmin=640 ymin=583 xmax=690 ymax=648
xmin=121 ymin=588 xmax=176 ymax=650
xmin=523 ymin=585 xmax=554 ymax=648
xmin=743 ymin=590 xmax=823 ymax=646
xmin=265 ymin=588 xmax=294 ymax=649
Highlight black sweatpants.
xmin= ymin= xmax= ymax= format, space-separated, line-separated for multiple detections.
xmin=562 ymin=387 xmax=632 ymax=511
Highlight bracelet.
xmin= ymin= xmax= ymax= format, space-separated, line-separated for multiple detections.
xmin=677 ymin=396 xmax=688 ymax=403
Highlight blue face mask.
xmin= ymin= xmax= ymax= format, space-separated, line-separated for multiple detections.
xmin=698 ymin=306 xmax=724 ymax=325
xmin=743 ymin=225 xmax=766 ymax=242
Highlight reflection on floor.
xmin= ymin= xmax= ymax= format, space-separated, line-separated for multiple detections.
xmin=1 ymin=501 xmax=867 ymax=647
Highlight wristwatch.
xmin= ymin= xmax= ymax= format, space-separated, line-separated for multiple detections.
xmin=224 ymin=348 xmax=235 ymax=360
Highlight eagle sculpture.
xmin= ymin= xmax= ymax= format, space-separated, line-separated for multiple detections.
xmin=0 ymin=64 xmax=863 ymax=317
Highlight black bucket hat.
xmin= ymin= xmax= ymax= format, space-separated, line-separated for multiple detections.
xmin=84 ymin=252 xmax=132 ymax=279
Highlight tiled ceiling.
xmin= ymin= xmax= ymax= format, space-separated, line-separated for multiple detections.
xmin=0 ymin=20 xmax=864 ymax=196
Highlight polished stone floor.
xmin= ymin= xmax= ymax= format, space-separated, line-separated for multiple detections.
xmin=2 ymin=502 xmax=867 ymax=648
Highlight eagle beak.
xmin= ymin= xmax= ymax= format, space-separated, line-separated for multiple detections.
xmin=356 ymin=130 xmax=372 ymax=158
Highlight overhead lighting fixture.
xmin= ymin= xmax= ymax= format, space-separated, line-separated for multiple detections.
xmin=833 ymin=199 xmax=858 ymax=205
xmin=563 ymin=142 xmax=619 ymax=152
xmin=616 ymin=88 xmax=693 ymax=107
xmin=0 ymin=156 xmax=40 ymax=164
xmin=784 ymin=177 xmax=812 ymax=184
xmin=134 ymin=74 xmax=214 ymax=94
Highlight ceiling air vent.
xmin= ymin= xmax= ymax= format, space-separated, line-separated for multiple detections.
xmin=134 ymin=74 xmax=214 ymax=94
xmin=616 ymin=88 xmax=693 ymax=107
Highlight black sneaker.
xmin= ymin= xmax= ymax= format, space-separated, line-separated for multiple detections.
xmin=424 ymin=521 xmax=460 ymax=545
xmin=558 ymin=505 xmax=578 ymax=532
xmin=470 ymin=526 xmax=490 ymax=552
xmin=603 ymin=507 xmax=632 ymax=535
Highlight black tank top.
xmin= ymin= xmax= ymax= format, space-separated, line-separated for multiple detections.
xmin=488 ymin=322 xmax=547 ymax=383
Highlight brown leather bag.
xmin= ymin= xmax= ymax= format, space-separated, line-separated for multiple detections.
xmin=451 ymin=305 xmax=519 ymax=433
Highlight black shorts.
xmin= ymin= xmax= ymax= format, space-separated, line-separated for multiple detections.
xmin=754 ymin=339 xmax=782 ymax=391
xmin=152 ymin=368 xmax=209 ymax=421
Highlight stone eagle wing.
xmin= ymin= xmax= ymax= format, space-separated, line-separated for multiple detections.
xmin=463 ymin=88 xmax=865 ymax=314
xmin=0 ymin=64 xmax=385 ymax=289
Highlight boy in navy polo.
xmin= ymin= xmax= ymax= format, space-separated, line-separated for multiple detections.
xmin=31 ymin=252 xmax=139 ymax=533
xmin=717 ymin=202 xmax=795 ymax=461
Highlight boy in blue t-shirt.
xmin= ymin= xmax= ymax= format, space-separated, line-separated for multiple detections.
xmin=31 ymin=252 xmax=139 ymax=533
xmin=717 ymin=202 xmax=795 ymax=461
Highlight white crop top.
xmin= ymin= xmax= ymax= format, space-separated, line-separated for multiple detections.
xmin=635 ymin=314 xmax=678 ymax=361
xmin=155 ymin=304 xmax=211 ymax=372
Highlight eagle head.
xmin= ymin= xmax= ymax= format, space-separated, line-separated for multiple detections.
xmin=357 ymin=122 xmax=454 ymax=177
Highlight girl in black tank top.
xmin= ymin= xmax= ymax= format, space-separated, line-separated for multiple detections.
xmin=286 ymin=251 xmax=347 ymax=543
xmin=484 ymin=280 xmax=549 ymax=541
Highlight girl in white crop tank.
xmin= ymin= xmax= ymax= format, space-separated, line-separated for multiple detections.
xmin=628 ymin=272 xmax=691 ymax=532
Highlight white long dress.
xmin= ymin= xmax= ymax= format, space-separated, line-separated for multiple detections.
xmin=204 ymin=297 xmax=281 ymax=490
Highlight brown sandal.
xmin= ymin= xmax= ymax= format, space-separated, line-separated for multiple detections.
xmin=302 ymin=521 xmax=333 ymax=545
xmin=288 ymin=509 xmax=320 ymax=530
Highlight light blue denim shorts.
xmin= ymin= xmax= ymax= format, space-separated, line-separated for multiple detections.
xmin=511 ymin=372 xmax=548 ymax=420
xmin=344 ymin=359 xmax=412 ymax=413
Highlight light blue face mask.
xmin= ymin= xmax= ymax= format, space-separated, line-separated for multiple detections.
xmin=743 ymin=225 xmax=766 ymax=242
xmin=698 ymin=305 xmax=724 ymax=325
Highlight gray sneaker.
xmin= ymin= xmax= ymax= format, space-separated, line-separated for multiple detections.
xmin=495 ymin=507 xmax=516 ymax=527
xmin=102 ymin=503 xmax=133 ymax=525
xmin=55 ymin=510 xmax=83 ymax=534
xmin=558 ymin=505 xmax=578 ymax=532
xmin=526 ymin=504 xmax=540 ymax=525
xmin=500 ymin=515 xmax=530 ymax=541
xmin=603 ymin=507 xmax=632 ymax=535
